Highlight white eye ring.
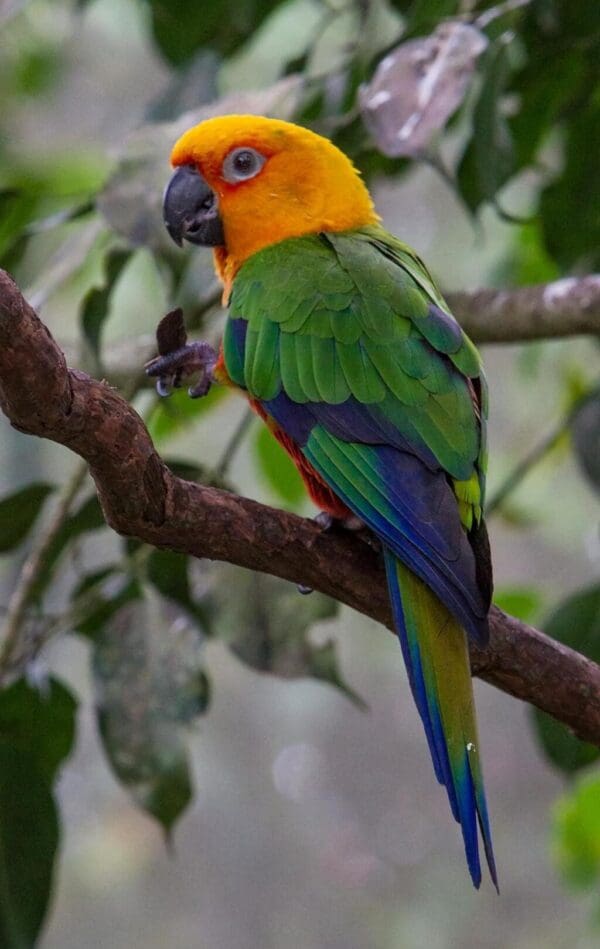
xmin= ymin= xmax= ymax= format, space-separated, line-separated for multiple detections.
xmin=222 ymin=147 xmax=266 ymax=183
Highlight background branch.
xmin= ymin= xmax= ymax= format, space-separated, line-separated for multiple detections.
xmin=1 ymin=269 xmax=599 ymax=747
xmin=446 ymin=274 xmax=600 ymax=343
xmin=0 ymin=459 xmax=88 ymax=675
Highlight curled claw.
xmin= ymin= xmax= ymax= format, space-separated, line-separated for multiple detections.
xmin=156 ymin=377 xmax=173 ymax=398
xmin=145 ymin=308 xmax=218 ymax=399
xmin=313 ymin=511 xmax=363 ymax=531
xmin=145 ymin=341 xmax=218 ymax=400
xmin=188 ymin=374 xmax=213 ymax=399
xmin=314 ymin=511 xmax=335 ymax=531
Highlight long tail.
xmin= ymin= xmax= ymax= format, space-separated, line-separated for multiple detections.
xmin=384 ymin=547 xmax=498 ymax=890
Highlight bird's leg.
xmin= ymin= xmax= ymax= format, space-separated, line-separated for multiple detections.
xmin=297 ymin=512 xmax=367 ymax=594
xmin=145 ymin=341 xmax=218 ymax=398
xmin=144 ymin=307 xmax=218 ymax=398
xmin=314 ymin=511 xmax=364 ymax=532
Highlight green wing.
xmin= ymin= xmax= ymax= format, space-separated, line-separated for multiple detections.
xmin=226 ymin=225 xmax=487 ymax=521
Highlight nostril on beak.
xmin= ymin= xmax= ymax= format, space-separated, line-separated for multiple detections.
xmin=198 ymin=194 xmax=214 ymax=211
xmin=163 ymin=165 xmax=224 ymax=247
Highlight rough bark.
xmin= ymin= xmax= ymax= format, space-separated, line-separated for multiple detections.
xmin=1 ymin=269 xmax=599 ymax=747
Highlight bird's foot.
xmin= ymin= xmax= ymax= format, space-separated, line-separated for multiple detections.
xmin=145 ymin=341 xmax=218 ymax=398
xmin=297 ymin=583 xmax=314 ymax=595
xmin=297 ymin=513 xmax=366 ymax=595
xmin=314 ymin=511 xmax=364 ymax=532
xmin=315 ymin=510 xmax=380 ymax=553
xmin=145 ymin=307 xmax=218 ymax=398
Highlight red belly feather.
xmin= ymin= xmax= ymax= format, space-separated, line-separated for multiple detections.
xmin=250 ymin=399 xmax=352 ymax=519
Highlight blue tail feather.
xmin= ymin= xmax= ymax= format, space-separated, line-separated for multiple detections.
xmin=384 ymin=547 xmax=497 ymax=890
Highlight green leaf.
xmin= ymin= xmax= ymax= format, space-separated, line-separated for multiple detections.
xmin=147 ymin=384 xmax=229 ymax=444
xmin=531 ymin=584 xmax=600 ymax=774
xmin=0 ymin=188 xmax=39 ymax=267
xmin=571 ymin=392 xmax=600 ymax=495
xmin=14 ymin=43 xmax=62 ymax=98
xmin=389 ymin=0 xmax=460 ymax=36
xmin=509 ymin=53 xmax=586 ymax=172
xmin=30 ymin=495 xmax=106 ymax=602
xmin=0 ymin=742 xmax=59 ymax=949
xmin=253 ymin=423 xmax=305 ymax=507
xmin=80 ymin=248 xmax=131 ymax=361
xmin=145 ymin=0 xmax=287 ymax=66
xmin=209 ymin=565 xmax=359 ymax=702
xmin=92 ymin=590 xmax=210 ymax=832
xmin=147 ymin=549 xmax=210 ymax=630
xmin=0 ymin=483 xmax=54 ymax=553
xmin=553 ymin=772 xmax=600 ymax=889
xmin=71 ymin=568 xmax=141 ymax=640
xmin=495 ymin=221 xmax=560 ymax=287
xmin=0 ymin=678 xmax=77 ymax=785
xmin=539 ymin=98 xmax=600 ymax=269
xmin=457 ymin=38 xmax=516 ymax=211
xmin=493 ymin=586 xmax=543 ymax=624
xmin=0 ymin=151 xmax=108 ymax=270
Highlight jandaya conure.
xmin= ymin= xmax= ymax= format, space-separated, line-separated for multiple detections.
xmin=155 ymin=115 xmax=498 ymax=890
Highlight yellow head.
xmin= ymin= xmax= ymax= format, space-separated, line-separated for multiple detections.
xmin=163 ymin=115 xmax=378 ymax=285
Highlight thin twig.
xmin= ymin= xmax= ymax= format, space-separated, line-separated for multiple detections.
xmin=475 ymin=0 xmax=532 ymax=29
xmin=212 ymin=408 xmax=254 ymax=482
xmin=486 ymin=388 xmax=599 ymax=515
xmin=0 ymin=460 xmax=89 ymax=675
xmin=486 ymin=420 xmax=569 ymax=515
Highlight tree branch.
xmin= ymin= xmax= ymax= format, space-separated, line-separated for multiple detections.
xmin=1 ymin=269 xmax=599 ymax=747
xmin=446 ymin=275 xmax=600 ymax=343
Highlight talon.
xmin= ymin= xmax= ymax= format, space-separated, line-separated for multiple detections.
xmin=297 ymin=584 xmax=313 ymax=595
xmin=188 ymin=376 xmax=212 ymax=399
xmin=145 ymin=340 xmax=218 ymax=399
xmin=314 ymin=511 xmax=335 ymax=530
xmin=156 ymin=378 xmax=173 ymax=398
xmin=341 ymin=515 xmax=364 ymax=531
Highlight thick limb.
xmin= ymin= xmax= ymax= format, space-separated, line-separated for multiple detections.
xmin=298 ymin=511 xmax=371 ymax=594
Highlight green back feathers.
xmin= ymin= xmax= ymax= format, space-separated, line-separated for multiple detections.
xmin=227 ymin=226 xmax=487 ymax=521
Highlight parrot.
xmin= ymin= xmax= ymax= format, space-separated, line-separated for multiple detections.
xmin=153 ymin=115 xmax=498 ymax=890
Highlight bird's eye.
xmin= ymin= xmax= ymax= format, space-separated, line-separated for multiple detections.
xmin=222 ymin=147 xmax=266 ymax=183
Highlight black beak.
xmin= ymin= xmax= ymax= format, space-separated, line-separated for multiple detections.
xmin=162 ymin=165 xmax=225 ymax=248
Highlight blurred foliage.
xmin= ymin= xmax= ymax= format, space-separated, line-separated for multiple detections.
xmin=553 ymin=771 xmax=600 ymax=897
xmin=0 ymin=482 xmax=54 ymax=552
xmin=92 ymin=588 xmax=210 ymax=833
xmin=532 ymin=584 xmax=600 ymax=774
xmin=0 ymin=678 xmax=76 ymax=948
xmin=0 ymin=0 xmax=599 ymax=943
xmin=492 ymin=585 xmax=543 ymax=624
xmin=252 ymin=422 xmax=306 ymax=507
